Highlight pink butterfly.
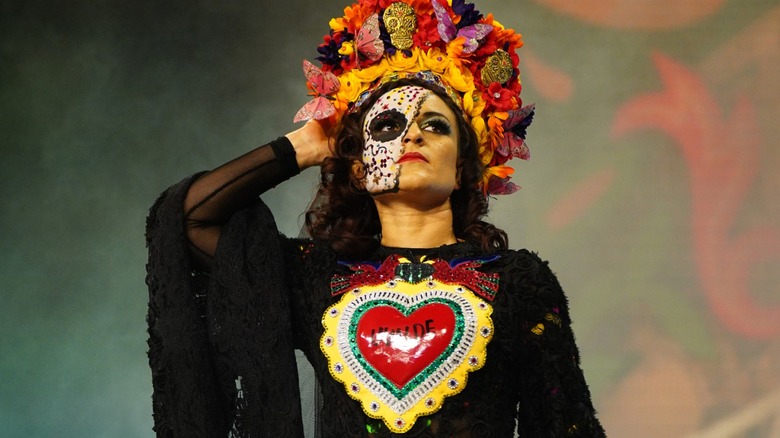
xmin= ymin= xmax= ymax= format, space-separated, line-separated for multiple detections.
xmin=355 ymin=14 xmax=383 ymax=65
xmin=497 ymin=104 xmax=535 ymax=160
xmin=294 ymin=60 xmax=340 ymax=123
xmin=432 ymin=0 xmax=493 ymax=54
xmin=487 ymin=175 xmax=520 ymax=195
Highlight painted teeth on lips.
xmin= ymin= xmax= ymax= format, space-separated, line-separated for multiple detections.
xmin=398 ymin=152 xmax=428 ymax=164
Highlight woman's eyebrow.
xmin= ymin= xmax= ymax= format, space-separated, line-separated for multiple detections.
xmin=417 ymin=111 xmax=451 ymax=121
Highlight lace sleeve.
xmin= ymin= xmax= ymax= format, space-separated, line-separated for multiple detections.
xmin=146 ymin=176 xmax=227 ymax=437
xmin=509 ymin=251 xmax=606 ymax=437
xmin=183 ymin=136 xmax=299 ymax=266
xmin=204 ymin=200 xmax=305 ymax=437
xmin=146 ymin=137 xmax=303 ymax=437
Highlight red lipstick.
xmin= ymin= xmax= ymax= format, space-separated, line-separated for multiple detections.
xmin=397 ymin=152 xmax=428 ymax=164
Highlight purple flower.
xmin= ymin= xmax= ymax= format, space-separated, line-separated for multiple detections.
xmin=316 ymin=31 xmax=349 ymax=68
xmin=452 ymin=0 xmax=482 ymax=28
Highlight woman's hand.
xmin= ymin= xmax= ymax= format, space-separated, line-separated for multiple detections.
xmin=285 ymin=119 xmax=335 ymax=170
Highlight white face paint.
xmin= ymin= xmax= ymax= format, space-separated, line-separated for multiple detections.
xmin=362 ymin=85 xmax=431 ymax=194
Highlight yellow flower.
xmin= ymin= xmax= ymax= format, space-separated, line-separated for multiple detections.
xmin=329 ymin=17 xmax=348 ymax=31
xmin=339 ymin=42 xmax=355 ymax=57
xmin=462 ymin=90 xmax=485 ymax=118
xmin=387 ymin=50 xmax=420 ymax=72
xmin=442 ymin=63 xmax=473 ymax=93
xmin=420 ymin=48 xmax=450 ymax=74
xmin=338 ymin=71 xmax=369 ymax=103
xmin=352 ymin=61 xmax=388 ymax=82
xmin=471 ymin=116 xmax=489 ymax=152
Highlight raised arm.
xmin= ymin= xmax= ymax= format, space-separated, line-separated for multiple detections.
xmin=145 ymin=119 xmax=332 ymax=436
xmin=183 ymin=120 xmax=332 ymax=263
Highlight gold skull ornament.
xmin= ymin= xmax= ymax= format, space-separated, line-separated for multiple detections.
xmin=480 ymin=49 xmax=513 ymax=85
xmin=383 ymin=2 xmax=417 ymax=50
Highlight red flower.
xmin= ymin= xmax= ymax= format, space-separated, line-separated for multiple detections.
xmin=471 ymin=31 xmax=500 ymax=59
xmin=412 ymin=13 xmax=443 ymax=49
xmin=485 ymin=82 xmax=515 ymax=111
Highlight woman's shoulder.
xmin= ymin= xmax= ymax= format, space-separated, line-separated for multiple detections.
xmin=490 ymin=248 xmax=567 ymax=299
xmin=493 ymin=248 xmax=556 ymax=274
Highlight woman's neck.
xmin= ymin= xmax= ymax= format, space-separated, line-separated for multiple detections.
xmin=373 ymin=196 xmax=457 ymax=249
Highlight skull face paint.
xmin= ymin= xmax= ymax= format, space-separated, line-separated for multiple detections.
xmin=362 ymin=85 xmax=431 ymax=194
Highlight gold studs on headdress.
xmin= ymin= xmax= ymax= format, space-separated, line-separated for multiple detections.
xmin=383 ymin=3 xmax=417 ymax=50
xmin=480 ymin=49 xmax=513 ymax=85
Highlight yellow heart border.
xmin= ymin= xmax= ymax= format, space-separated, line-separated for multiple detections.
xmin=321 ymin=278 xmax=494 ymax=433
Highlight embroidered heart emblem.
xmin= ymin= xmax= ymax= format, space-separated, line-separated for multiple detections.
xmin=320 ymin=279 xmax=494 ymax=434
xmin=356 ymin=303 xmax=455 ymax=388
xmin=343 ymin=294 xmax=469 ymax=402
xmin=394 ymin=263 xmax=435 ymax=283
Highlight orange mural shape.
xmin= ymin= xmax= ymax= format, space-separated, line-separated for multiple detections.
xmin=611 ymin=52 xmax=780 ymax=339
xmin=532 ymin=0 xmax=726 ymax=30
xmin=545 ymin=168 xmax=615 ymax=231
xmin=523 ymin=49 xmax=574 ymax=103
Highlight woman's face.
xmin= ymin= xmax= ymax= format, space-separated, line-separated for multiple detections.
xmin=361 ymin=85 xmax=460 ymax=199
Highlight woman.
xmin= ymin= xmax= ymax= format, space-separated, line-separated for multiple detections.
xmin=146 ymin=1 xmax=605 ymax=437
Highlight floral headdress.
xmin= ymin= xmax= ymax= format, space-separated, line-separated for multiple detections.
xmin=295 ymin=0 xmax=534 ymax=195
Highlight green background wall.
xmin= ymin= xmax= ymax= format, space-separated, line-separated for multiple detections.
xmin=2 ymin=0 xmax=779 ymax=436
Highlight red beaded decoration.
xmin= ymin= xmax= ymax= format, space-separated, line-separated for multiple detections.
xmin=331 ymin=254 xmax=500 ymax=301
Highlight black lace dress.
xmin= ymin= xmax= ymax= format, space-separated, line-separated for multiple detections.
xmin=145 ymin=137 xmax=605 ymax=437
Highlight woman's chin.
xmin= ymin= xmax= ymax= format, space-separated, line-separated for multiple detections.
xmin=397 ymin=173 xmax=456 ymax=193
xmin=391 ymin=180 xmax=457 ymax=204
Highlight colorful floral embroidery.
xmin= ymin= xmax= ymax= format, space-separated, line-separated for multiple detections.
xmin=331 ymin=253 xmax=500 ymax=300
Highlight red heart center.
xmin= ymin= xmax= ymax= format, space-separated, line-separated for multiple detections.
xmin=356 ymin=303 xmax=456 ymax=388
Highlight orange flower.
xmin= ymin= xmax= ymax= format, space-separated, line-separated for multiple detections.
xmin=481 ymin=165 xmax=516 ymax=195
xmin=487 ymin=112 xmax=507 ymax=149
xmin=446 ymin=38 xmax=466 ymax=65
xmin=331 ymin=3 xmax=376 ymax=33
xmin=409 ymin=0 xmax=433 ymax=15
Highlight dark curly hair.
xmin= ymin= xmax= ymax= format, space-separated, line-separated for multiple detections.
xmin=305 ymin=78 xmax=507 ymax=258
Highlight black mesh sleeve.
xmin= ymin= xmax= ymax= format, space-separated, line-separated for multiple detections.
xmin=183 ymin=136 xmax=300 ymax=264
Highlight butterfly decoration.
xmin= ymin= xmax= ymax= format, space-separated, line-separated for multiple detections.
xmin=432 ymin=0 xmax=493 ymax=54
xmin=354 ymin=13 xmax=384 ymax=66
xmin=294 ymin=60 xmax=341 ymax=123
xmin=331 ymin=256 xmax=395 ymax=296
xmin=430 ymin=256 xmax=501 ymax=301
xmin=487 ymin=174 xmax=520 ymax=195
xmin=497 ymin=104 xmax=535 ymax=161
xmin=330 ymin=254 xmax=501 ymax=301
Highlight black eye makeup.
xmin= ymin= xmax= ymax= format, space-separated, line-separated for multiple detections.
xmin=367 ymin=109 xmax=408 ymax=141
xmin=419 ymin=115 xmax=452 ymax=135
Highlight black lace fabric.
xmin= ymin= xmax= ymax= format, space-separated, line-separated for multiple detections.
xmin=285 ymin=241 xmax=605 ymax=437
xmin=146 ymin=137 xmax=605 ymax=437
